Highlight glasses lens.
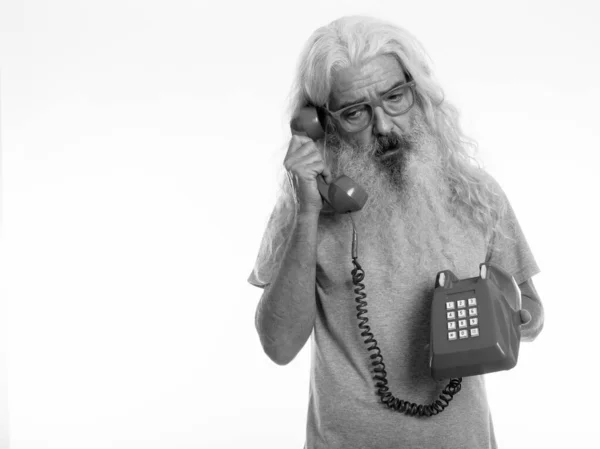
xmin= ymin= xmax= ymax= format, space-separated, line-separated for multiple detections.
xmin=383 ymin=85 xmax=414 ymax=115
xmin=339 ymin=104 xmax=373 ymax=133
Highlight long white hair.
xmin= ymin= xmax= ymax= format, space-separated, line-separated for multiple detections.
xmin=254 ymin=16 xmax=512 ymax=282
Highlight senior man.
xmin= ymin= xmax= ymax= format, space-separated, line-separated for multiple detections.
xmin=248 ymin=15 xmax=544 ymax=449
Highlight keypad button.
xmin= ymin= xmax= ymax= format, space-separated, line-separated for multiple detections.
xmin=457 ymin=300 xmax=466 ymax=308
xmin=469 ymin=308 xmax=478 ymax=316
xmin=447 ymin=321 xmax=456 ymax=330
xmin=458 ymin=310 xmax=467 ymax=318
xmin=459 ymin=330 xmax=468 ymax=339
xmin=469 ymin=317 xmax=478 ymax=326
xmin=458 ymin=319 xmax=467 ymax=329
xmin=447 ymin=311 xmax=456 ymax=320
xmin=468 ymin=297 xmax=477 ymax=306
xmin=470 ymin=328 xmax=479 ymax=337
xmin=446 ymin=301 xmax=455 ymax=310
xmin=448 ymin=331 xmax=457 ymax=340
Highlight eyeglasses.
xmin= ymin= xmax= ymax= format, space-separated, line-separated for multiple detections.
xmin=323 ymin=80 xmax=416 ymax=134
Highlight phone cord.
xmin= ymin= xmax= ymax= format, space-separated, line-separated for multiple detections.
xmin=350 ymin=223 xmax=463 ymax=417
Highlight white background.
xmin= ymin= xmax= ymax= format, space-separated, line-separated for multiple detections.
xmin=1 ymin=0 xmax=599 ymax=448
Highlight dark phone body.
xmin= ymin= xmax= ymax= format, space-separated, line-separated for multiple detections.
xmin=430 ymin=263 xmax=521 ymax=380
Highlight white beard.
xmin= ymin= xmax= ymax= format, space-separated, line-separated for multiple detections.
xmin=322 ymin=112 xmax=457 ymax=272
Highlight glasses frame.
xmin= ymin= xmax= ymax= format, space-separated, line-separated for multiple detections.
xmin=323 ymin=80 xmax=417 ymax=134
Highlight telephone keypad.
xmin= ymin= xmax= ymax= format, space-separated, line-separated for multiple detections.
xmin=445 ymin=299 xmax=480 ymax=341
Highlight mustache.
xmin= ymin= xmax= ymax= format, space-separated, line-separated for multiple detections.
xmin=374 ymin=133 xmax=412 ymax=155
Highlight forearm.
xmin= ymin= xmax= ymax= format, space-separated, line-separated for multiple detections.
xmin=255 ymin=210 xmax=320 ymax=365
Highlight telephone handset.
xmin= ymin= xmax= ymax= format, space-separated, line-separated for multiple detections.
xmin=289 ymin=107 xmax=368 ymax=214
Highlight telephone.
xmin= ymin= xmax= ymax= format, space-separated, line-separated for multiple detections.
xmin=289 ymin=107 xmax=368 ymax=214
xmin=430 ymin=263 xmax=522 ymax=381
xmin=288 ymin=108 xmax=523 ymax=418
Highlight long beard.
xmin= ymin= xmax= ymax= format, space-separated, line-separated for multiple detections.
xmin=322 ymin=112 xmax=455 ymax=267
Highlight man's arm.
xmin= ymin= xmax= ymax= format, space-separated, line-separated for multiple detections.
xmin=518 ymin=278 xmax=544 ymax=342
xmin=254 ymin=210 xmax=319 ymax=365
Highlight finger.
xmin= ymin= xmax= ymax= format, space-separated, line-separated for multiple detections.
xmin=520 ymin=309 xmax=532 ymax=325
xmin=288 ymin=135 xmax=314 ymax=153
xmin=285 ymin=142 xmax=325 ymax=166
xmin=305 ymin=140 xmax=331 ymax=181
xmin=292 ymin=134 xmax=313 ymax=144
xmin=285 ymin=146 xmax=320 ymax=170
xmin=284 ymin=151 xmax=324 ymax=173
xmin=321 ymin=165 xmax=333 ymax=184
xmin=302 ymin=160 xmax=329 ymax=177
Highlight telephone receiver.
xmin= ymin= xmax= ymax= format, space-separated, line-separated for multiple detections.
xmin=290 ymin=107 xmax=368 ymax=214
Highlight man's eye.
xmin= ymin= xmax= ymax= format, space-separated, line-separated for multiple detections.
xmin=343 ymin=106 xmax=367 ymax=121
xmin=386 ymin=93 xmax=404 ymax=102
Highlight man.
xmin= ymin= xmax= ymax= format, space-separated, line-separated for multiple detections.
xmin=248 ymin=15 xmax=544 ymax=449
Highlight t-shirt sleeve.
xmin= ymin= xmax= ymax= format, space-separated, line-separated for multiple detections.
xmin=485 ymin=178 xmax=541 ymax=285
xmin=247 ymin=200 xmax=296 ymax=289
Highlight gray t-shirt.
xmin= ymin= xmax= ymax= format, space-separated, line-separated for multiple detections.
xmin=248 ymin=175 xmax=540 ymax=449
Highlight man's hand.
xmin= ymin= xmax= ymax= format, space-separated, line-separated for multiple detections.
xmin=284 ymin=135 xmax=332 ymax=214
xmin=519 ymin=309 xmax=532 ymax=325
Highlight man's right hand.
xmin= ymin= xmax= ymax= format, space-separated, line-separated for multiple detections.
xmin=284 ymin=135 xmax=333 ymax=214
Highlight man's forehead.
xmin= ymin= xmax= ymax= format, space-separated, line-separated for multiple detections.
xmin=331 ymin=55 xmax=405 ymax=97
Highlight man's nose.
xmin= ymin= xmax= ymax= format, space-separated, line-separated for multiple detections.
xmin=372 ymin=106 xmax=393 ymax=135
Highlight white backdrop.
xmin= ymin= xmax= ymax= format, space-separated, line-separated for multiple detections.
xmin=1 ymin=0 xmax=599 ymax=448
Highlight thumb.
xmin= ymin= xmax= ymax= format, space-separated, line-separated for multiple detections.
xmin=321 ymin=165 xmax=334 ymax=184
xmin=520 ymin=309 xmax=532 ymax=325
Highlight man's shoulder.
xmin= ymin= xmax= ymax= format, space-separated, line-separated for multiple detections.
xmin=474 ymin=169 xmax=508 ymax=202
xmin=476 ymin=168 xmax=500 ymax=190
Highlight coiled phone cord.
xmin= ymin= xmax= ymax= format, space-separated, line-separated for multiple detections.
xmin=348 ymin=215 xmax=463 ymax=417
